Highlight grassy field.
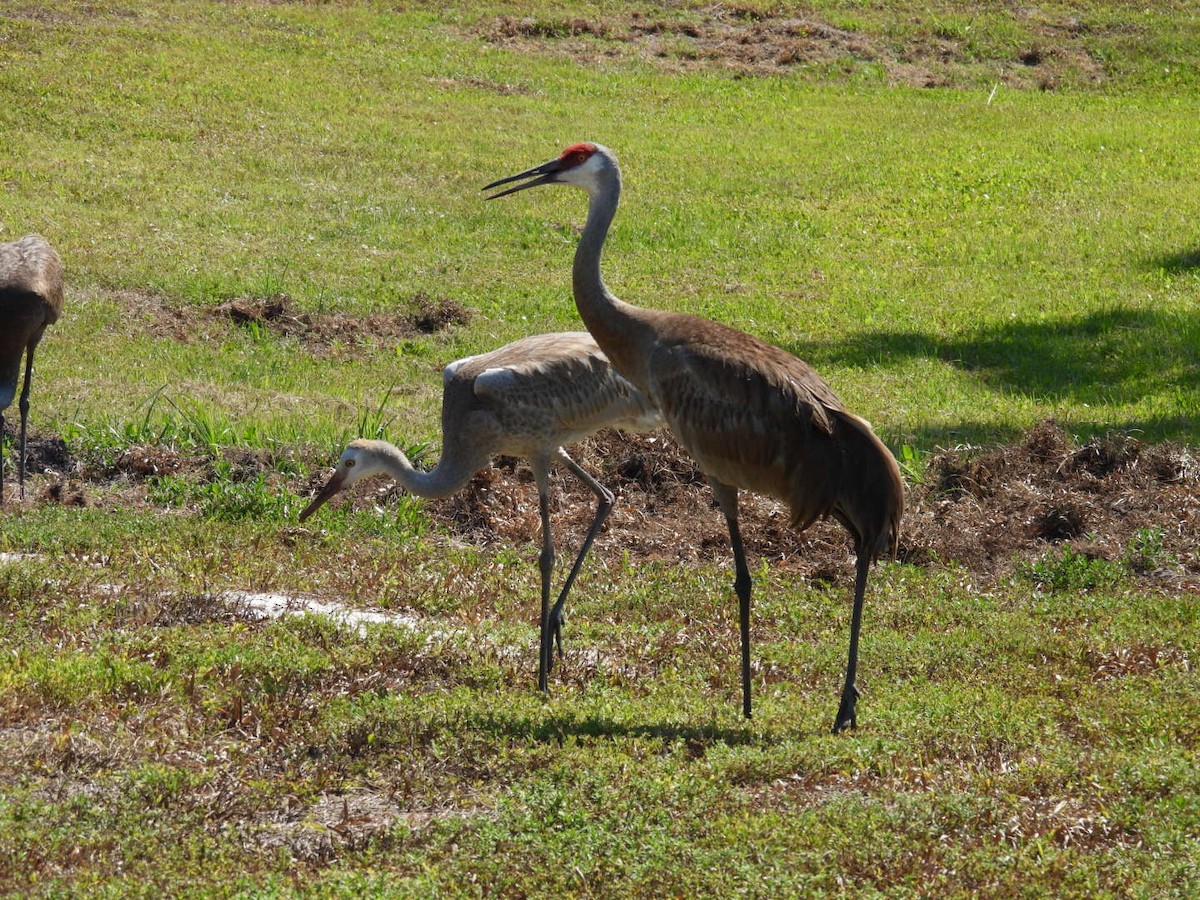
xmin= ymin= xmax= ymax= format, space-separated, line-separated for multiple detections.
xmin=1 ymin=1 xmax=1199 ymax=896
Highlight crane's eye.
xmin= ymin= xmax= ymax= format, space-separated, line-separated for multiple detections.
xmin=345 ymin=459 xmax=355 ymax=468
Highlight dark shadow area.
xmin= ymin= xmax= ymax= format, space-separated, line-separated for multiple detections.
xmin=463 ymin=709 xmax=783 ymax=749
xmin=1148 ymin=248 xmax=1200 ymax=274
xmin=877 ymin=416 xmax=1200 ymax=455
xmin=785 ymin=307 xmax=1199 ymax=444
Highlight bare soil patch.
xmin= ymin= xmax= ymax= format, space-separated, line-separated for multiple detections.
xmin=479 ymin=7 xmax=1109 ymax=89
xmin=254 ymin=790 xmax=472 ymax=864
xmin=129 ymin=291 xmax=471 ymax=355
xmin=215 ymin=293 xmax=471 ymax=351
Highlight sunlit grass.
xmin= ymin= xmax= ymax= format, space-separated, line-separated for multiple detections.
xmin=0 ymin=525 xmax=1196 ymax=894
xmin=1 ymin=1 xmax=1197 ymax=451
xmin=1 ymin=1 xmax=1198 ymax=895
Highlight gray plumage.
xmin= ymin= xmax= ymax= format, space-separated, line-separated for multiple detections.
xmin=300 ymin=332 xmax=661 ymax=688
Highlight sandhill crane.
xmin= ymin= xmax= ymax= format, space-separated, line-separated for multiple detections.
xmin=299 ymin=331 xmax=661 ymax=691
xmin=0 ymin=235 xmax=64 ymax=504
xmin=485 ymin=143 xmax=903 ymax=732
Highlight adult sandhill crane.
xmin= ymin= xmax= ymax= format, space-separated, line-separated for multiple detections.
xmin=0 ymin=235 xmax=64 ymax=503
xmin=485 ymin=143 xmax=903 ymax=732
xmin=299 ymin=331 xmax=661 ymax=691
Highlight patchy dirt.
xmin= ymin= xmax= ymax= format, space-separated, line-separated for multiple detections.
xmin=400 ymin=420 xmax=1200 ymax=590
xmin=125 ymin=291 xmax=471 ymax=355
xmin=254 ymin=791 xmax=474 ymax=864
xmin=215 ymin=293 xmax=471 ymax=351
xmin=7 ymin=420 xmax=1199 ymax=591
xmin=899 ymin=421 xmax=1198 ymax=583
xmin=479 ymin=6 xmax=1111 ymax=89
xmin=9 ymin=430 xmax=308 ymax=510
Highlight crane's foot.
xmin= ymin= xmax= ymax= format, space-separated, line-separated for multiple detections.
xmin=536 ymin=622 xmax=550 ymax=693
xmin=546 ymin=603 xmax=566 ymax=673
xmin=831 ymin=684 xmax=860 ymax=734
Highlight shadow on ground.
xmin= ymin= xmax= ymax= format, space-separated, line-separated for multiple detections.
xmin=464 ymin=709 xmax=771 ymax=749
xmin=1147 ymin=247 xmax=1200 ymax=274
xmin=785 ymin=307 xmax=1199 ymax=444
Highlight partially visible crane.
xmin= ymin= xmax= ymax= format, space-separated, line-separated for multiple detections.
xmin=485 ymin=143 xmax=903 ymax=732
xmin=0 ymin=235 xmax=64 ymax=503
xmin=300 ymin=331 xmax=661 ymax=690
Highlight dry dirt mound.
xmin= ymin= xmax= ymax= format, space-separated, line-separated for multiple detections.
xmin=903 ymin=421 xmax=1197 ymax=581
xmin=419 ymin=420 xmax=1199 ymax=589
xmin=215 ymin=294 xmax=471 ymax=352
xmin=137 ymin=292 xmax=471 ymax=355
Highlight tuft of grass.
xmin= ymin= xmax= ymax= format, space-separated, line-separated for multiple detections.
xmin=1018 ymin=543 xmax=1126 ymax=592
xmin=1123 ymin=525 xmax=1177 ymax=574
xmin=147 ymin=462 xmax=296 ymax=523
xmin=895 ymin=443 xmax=927 ymax=483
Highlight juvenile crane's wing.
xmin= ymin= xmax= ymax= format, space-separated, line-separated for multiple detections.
xmin=472 ymin=332 xmax=661 ymax=438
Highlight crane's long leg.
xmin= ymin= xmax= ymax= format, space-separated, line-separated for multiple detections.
xmin=832 ymin=551 xmax=871 ymax=733
xmin=532 ymin=459 xmax=556 ymax=693
xmin=711 ymin=480 xmax=753 ymax=719
xmin=17 ymin=341 xmax=37 ymax=501
xmin=0 ymin=410 xmax=6 ymax=504
xmin=545 ymin=448 xmax=614 ymax=670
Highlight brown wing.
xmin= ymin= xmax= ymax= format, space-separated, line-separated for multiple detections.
xmin=646 ymin=315 xmax=897 ymax=541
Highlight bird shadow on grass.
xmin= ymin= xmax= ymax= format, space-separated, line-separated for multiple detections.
xmin=464 ymin=709 xmax=780 ymax=749
xmin=784 ymin=306 xmax=1200 ymax=446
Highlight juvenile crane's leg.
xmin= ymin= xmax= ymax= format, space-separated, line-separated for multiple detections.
xmin=545 ymin=448 xmax=614 ymax=669
xmin=832 ymin=552 xmax=871 ymax=733
xmin=17 ymin=339 xmax=38 ymax=501
xmin=712 ymin=481 xmax=753 ymax=719
xmin=532 ymin=459 xmax=556 ymax=693
xmin=0 ymin=410 xmax=6 ymax=504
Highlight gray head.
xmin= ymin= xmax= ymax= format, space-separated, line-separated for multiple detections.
xmin=482 ymin=142 xmax=619 ymax=200
xmin=298 ymin=439 xmax=395 ymax=522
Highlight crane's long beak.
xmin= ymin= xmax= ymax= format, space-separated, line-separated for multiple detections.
xmin=482 ymin=156 xmax=565 ymax=200
xmin=298 ymin=470 xmax=348 ymax=522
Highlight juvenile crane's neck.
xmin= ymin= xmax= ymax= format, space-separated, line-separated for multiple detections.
xmin=371 ymin=442 xmax=477 ymax=500
xmin=572 ymin=171 xmax=656 ymax=392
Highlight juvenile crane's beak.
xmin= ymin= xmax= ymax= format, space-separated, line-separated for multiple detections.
xmin=482 ymin=156 xmax=566 ymax=199
xmin=298 ymin=469 xmax=349 ymax=522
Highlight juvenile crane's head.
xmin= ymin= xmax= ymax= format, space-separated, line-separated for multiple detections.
xmin=483 ymin=142 xmax=617 ymax=199
xmin=298 ymin=439 xmax=391 ymax=522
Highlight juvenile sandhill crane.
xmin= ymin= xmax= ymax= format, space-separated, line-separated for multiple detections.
xmin=299 ymin=331 xmax=661 ymax=691
xmin=485 ymin=143 xmax=903 ymax=732
xmin=0 ymin=235 xmax=64 ymax=503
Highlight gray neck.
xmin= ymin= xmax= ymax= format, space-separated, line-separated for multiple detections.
xmin=571 ymin=167 xmax=654 ymax=390
xmin=375 ymin=442 xmax=479 ymax=499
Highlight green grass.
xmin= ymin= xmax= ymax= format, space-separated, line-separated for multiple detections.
xmin=0 ymin=543 xmax=1197 ymax=896
xmin=3 ymin=0 xmax=1199 ymax=447
xmin=1 ymin=1 xmax=1199 ymax=896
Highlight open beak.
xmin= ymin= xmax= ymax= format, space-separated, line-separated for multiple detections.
xmin=298 ymin=469 xmax=348 ymax=522
xmin=482 ymin=156 xmax=566 ymax=200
